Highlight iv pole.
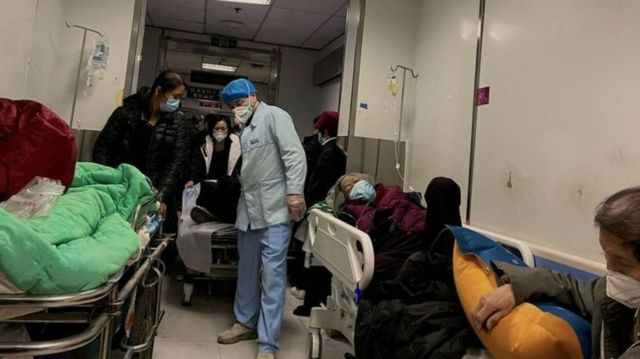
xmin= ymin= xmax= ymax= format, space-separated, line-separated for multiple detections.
xmin=388 ymin=64 xmax=418 ymax=189
xmin=64 ymin=21 xmax=104 ymax=130
xmin=390 ymin=65 xmax=419 ymax=143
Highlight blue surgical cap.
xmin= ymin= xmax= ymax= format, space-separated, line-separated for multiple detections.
xmin=220 ymin=78 xmax=257 ymax=104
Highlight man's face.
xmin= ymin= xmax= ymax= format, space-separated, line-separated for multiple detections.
xmin=339 ymin=175 xmax=362 ymax=198
xmin=228 ymin=94 xmax=257 ymax=110
xmin=600 ymin=229 xmax=640 ymax=281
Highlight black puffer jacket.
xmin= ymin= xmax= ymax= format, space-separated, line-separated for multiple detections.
xmin=355 ymin=250 xmax=478 ymax=359
xmin=305 ymin=139 xmax=346 ymax=206
xmin=93 ymin=88 xmax=189 ymax=200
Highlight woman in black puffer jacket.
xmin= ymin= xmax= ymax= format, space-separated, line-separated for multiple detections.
xmin=93 ymin=70 xmax=189 ymax=235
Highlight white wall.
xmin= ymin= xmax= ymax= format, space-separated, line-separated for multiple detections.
xmin=316 ymin=77 xmax=341 ymax=114
xmin=404 ymin=0 xmax=479 ymax=214
xmin=350 ymin=0 xmax=640 ymax=263
xmin=0 ymin=0 xmax=136 ymax=132
xmin=276 ymin=47 xmax=324 ymax=136
xmin=471 ymin=0 xmax=640 ymax=261
xmin=25 ymin=0 xmax=65 ymax=104
xmin=50 ymin=0 xmax=136 ymax=130
xmin=353 ymin=0 xmax=417 ymax=141
xmin=0 ymin=0 xmax=39 ymax=99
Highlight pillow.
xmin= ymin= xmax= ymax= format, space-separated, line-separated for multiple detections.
xmin=449 ymin=226 xmax=590 ymax=359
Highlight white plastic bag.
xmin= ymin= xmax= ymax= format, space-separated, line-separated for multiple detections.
xmin=0 ymin=177 xmax=65 ymax=219
xmin=180 ymin=183 xmax=200 ymax=221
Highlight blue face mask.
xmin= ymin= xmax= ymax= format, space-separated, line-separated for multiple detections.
xmin=160 ymin=98 xmax=180 ymax=112
xmin=350 ymin=180 xmax=376 ymax=201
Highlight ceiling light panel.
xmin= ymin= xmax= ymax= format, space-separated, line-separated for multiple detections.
xmin=216 ymin=0 xmax=271 ymax=5
xmin=202 ymin=63 xmax=238 ymax=72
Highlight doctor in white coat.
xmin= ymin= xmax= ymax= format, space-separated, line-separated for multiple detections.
xmin=217 ymin=79 xmax=306 ymax=359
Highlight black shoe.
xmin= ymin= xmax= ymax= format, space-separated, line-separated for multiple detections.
xmin=293 ymin=305 xmax=311 ymax=317
xmin=191 ymin=206 xmax=216 ymax=224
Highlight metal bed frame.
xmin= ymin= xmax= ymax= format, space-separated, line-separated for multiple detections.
xmin=182 ymin=230 xmax=238 ymax=306
xmin=0 ymin=199 xmax=169 ymax=359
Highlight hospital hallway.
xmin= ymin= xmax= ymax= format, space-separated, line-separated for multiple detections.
xmin=152 ymin=275 xmax=351 ymax=359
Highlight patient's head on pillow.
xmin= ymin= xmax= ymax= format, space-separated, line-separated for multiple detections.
xmin=326 ymin=173 xmax=375 ymax=213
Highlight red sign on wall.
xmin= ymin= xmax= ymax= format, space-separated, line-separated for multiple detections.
xmin=477 ymin=86 xmax=490 ymax=106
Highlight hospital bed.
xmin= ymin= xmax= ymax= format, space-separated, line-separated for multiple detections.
xmin=0 ymin=199 xmax=169 ymax=359
xmin=304 ymin=209 xmax=539 ymax=359
xmin=305 ymin=207 xmax=606 ymax=359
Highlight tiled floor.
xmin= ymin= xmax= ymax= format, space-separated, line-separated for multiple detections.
xmin=153 ymin=275 xmax=352 ymax=359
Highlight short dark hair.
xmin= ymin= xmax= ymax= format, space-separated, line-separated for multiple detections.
xmin=152 ymin=70 xmax=185 ymax=94
xmin=595 ymin=186 xmax=640 ymax=245
xmin=205 ymin=114 xmax=231 ymax=134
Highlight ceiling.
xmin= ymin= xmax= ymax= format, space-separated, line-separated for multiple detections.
xmin=164 ymin=48 xmax=275 ymax=83
xmin=146 ymin=0 xmax=348 ymax=50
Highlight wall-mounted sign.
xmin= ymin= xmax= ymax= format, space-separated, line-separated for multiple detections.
xmin=188 ymin=86 xmax=219 ymax=101
xmin=211 ymin=36 xmax=237 ymax=49
xmin=477 ymin=86 xmax=490 ymax=106
xmin=199 ymin=100 xmax=223 ymax=109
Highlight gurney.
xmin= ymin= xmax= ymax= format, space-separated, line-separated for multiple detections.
xmin=0 ymin=201 xmax=168 ymax=359
xmin=177 ymin=185 xmax=239 ymax=305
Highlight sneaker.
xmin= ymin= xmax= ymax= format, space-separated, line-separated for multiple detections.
xmin=190 ymin=206 xmax=220 ymax=224
xmin=257 ymin=352 xmax=275 ymax=359
xmin=290 ymin=287 xmax=306 ymax=300
xmin=217 ymin=322 xmax=257 ymax=344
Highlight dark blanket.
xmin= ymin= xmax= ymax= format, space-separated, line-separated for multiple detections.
xmin=355 ymin=250 xmax=479 ymax=359
xmin=195 ymin=175 xmax=241 ymax=223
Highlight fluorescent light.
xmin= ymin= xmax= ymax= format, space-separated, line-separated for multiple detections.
xmin=202 ymin=63 xmax=237 ymax=72
xmin=217 ymin=0 xmax=271 ymax=5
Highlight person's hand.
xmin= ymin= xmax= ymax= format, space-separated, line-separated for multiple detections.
xmin=158 ymin=202 xmax=167 ymax=217
xmin=185 ymin=180 xmax=194 ymax=188
xmin=287 ymin=194 xmax=306 ymax=222
xmin=470 ymin=284 xmax=516 ymax=331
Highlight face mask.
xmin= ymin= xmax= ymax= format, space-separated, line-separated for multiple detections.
xmin=606 ymin=270 xmax=640 ymax=308
xmin=233 ymin=105 xmax=254 ymax=125
xmin=213 ymin=131 xmax=228 ymax=142
xmin=318 ymin=133 xmax=324 ymax=144
xmin=350 ymin=180 xmax=376 ymax=201
xmin=160 ymin=98 xmax=180 ymax=112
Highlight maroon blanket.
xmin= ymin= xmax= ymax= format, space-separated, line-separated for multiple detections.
xmin=343 ymin=184 xmax=425 ymax=234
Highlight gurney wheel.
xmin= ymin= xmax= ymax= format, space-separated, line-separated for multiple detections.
xmin=306 ymin=332 xmax=322 ymax=359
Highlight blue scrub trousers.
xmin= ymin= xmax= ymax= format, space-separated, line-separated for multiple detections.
xmin=234 ymin=221 xmax=292 ymax=353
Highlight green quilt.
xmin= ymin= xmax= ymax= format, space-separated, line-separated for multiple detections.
xmin=0 ymin=162 xmax=154 ymax=294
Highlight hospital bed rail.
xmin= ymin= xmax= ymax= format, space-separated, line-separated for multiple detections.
xmin=305 ymin=209 xmax=374 ymax=359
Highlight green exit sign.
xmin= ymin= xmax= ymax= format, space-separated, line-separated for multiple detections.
xmin=211 ymin=36 xmax=237 ymax=49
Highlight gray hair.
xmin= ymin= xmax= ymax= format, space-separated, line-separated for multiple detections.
xmin=595 ymin=186 xmax=640 ymax=244
xmin=325 ymin=173 xmax=375 ymax=213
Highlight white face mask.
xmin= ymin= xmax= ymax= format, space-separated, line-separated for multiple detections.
xmin=213 ymin=131 xmax=227 ymax=142
xmin=233 ymin=105 xmax=254 ymax=125
xmin=606 ymin=270 xmax=640 ymax=308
